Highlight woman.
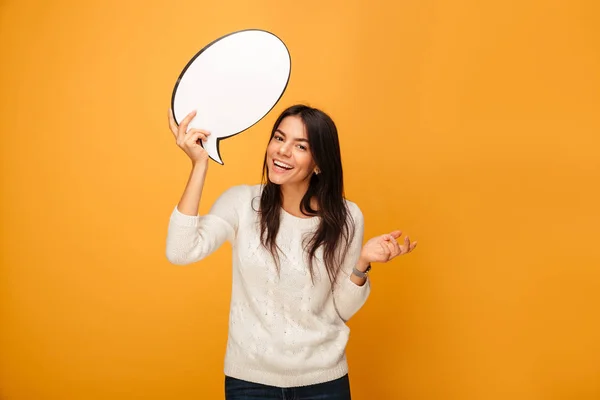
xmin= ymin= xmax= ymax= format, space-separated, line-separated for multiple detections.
xmin=166 ymin=104 xmax=417 ymax=399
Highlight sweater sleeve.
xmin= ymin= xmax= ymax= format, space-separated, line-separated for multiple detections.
xmin=165 ymin=185 xmax=248 ymax=265
xmin=332 ymin=202 xmax=371 ymax=322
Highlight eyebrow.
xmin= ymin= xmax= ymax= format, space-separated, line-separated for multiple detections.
xmin=275 ymin=129 xmax=310 ymax=143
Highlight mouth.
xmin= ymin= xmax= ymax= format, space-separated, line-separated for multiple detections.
xmin=272 ymin=159 xmax=294 ymax=172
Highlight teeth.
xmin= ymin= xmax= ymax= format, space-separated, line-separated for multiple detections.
xmin=274 ymin=160 xmax=292 ymax=169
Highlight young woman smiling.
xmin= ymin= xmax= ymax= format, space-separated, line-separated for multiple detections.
xmin=166 ymin=104 xmax=417 ymax=400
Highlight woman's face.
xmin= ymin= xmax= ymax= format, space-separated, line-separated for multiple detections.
xmin=266 ymin=115 xmax=316 ymax=190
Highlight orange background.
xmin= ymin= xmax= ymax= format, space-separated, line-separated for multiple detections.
xmin=1 ymin=0 xmax=599 ymax=399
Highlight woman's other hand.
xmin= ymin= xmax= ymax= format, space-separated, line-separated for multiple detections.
xmin=359 ymin=230 xmax=417 ymax=265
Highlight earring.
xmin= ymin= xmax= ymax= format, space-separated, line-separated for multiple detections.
xmin=314 ymin=168 xmax=321 ymax=175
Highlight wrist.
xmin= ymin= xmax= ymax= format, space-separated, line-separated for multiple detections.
xmin=355 ymin=256 xmax=371 ymax=272
xmin=191 ymin=158 xmax=208 ymax=169
xmin=352 ymin=262 xmax=371 ymax=280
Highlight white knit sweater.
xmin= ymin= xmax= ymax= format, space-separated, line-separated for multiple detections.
xmin=165 ymin=184 xmax=370 ymax=388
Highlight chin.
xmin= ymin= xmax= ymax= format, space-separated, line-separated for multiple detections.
xmin=267 ymin=172 xmax=294 ymax=187
xmin=266 ymin=170 xmax=283 ymax=185
xmin=267 ymin=176 xmax=283 ymax=185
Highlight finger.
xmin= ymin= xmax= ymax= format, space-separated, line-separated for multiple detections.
xmin=378 ymin=242 xmax=390 ymax=262
xmin=410 ymin=241 xmax=418 ymax=251
xmin=402 ymin=236 xmax=411 ymax=254
xmin=390 ymin=237 xmax=402 ymax=256
xmin=177 ymin=110 xmax=197 ymax=142
xmin=384 ymin=232 xmax=402 ymax=258
xmin=187 ymin=128 xmax=211 ymax=141
xmin=178 ymin=129 xmax=210 ymax=147
xmin=184 ymin=131 xmax=205 ymax=148
xmin=168 ymin=109 xmax=178 ymax=138
xmin=379 ymin=242 xmax=392 ymax=261
xmin=386 ymin=240 xmax=400 ymax=259
xmin=389 ymin=230 xmax=402 ymax=239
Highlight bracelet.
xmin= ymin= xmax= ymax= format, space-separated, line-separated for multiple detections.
xmin=352 ymin=264 xmax=371 ymax=279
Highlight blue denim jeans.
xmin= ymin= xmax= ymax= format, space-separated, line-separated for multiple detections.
xmin=225 ymin=374 xmax=352 ymax=400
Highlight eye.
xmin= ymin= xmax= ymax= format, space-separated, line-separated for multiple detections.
xmin=274 ymin=135 xmax=284 ymax=142
xmin=297 ymin=144 xmax=307 ymax=151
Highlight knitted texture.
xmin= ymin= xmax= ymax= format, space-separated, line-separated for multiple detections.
xmin=166 ymin=185 xmax=370 ymax=387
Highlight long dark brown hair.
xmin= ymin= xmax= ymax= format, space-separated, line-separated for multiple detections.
xmin=259 ymin=104 xmax=354 ymax=284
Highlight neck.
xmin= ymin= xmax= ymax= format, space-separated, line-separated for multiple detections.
xmin=280 ymin=182 xmax=312 ymax=218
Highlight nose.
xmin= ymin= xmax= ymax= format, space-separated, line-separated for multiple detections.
xmin=277 ymin=141 xmax=292 ymax=157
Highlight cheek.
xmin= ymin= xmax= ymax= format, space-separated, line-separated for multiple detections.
xmin=266 ymin=141 xmax=277 ymax=156
xmin=296 ymin=152 xmax=315 ymax=170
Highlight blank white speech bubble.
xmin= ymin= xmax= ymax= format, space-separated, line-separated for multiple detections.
xmin=171 ymin=29 xmax=291 ymax=165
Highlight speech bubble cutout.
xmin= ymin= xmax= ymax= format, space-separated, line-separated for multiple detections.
xmin=171 ymin=29 xmax=291 ymax=165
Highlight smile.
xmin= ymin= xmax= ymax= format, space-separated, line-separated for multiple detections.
xmin=273 ymin=160 xmax=293 ymax=170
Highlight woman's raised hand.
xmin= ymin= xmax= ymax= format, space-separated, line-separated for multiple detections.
xmin=168 ymin=109 xmax=211 ymax=166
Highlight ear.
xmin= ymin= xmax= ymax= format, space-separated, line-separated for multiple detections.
xmin=314 ymin=167 xmax=321 ymax=175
